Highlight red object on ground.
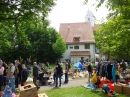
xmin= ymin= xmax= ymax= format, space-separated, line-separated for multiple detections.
xmin=107 ymin=83 xmax=114 ymax=91
xmin=98 ymin=79 xmax=114 ymax=89
xmin=98 ymin=84 xmax=102 ymax=88
xmin=101 ymin=80 xmax=107 ymax=84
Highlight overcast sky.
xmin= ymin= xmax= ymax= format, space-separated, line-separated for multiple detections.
xmin=48 ymin=0 xmax=109 ymax=31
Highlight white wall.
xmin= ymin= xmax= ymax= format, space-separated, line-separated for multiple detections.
xmin=70 ymin=56 xmax=89 ymax=63
xmin=60 ymin=44 xmax=95 ymax=62
xmin=90 ymin=44 xmax=95 ymax=59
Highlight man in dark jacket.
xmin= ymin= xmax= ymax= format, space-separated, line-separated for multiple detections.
xmin=21 ymin=64 xmax=28 ymax=86
xmin=33 ymin=62 xmax=40 ymax=90
xmin=55 ymin=64 xmax=63 ymax=87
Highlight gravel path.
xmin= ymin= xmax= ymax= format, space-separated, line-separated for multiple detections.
xmin=39 ymin=78 xmax=88 ymax=91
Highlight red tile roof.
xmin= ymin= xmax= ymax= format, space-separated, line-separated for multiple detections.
xmin=59 ymin=22 xmax=95 ymax=44
xmin=92 ymin=26 xmax=101 ymax=31
xmin=70 ymin=51 xmax=90 ymax=56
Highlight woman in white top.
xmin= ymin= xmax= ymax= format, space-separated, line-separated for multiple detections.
xmin=0 ymin=63 xmax=4 ymax=92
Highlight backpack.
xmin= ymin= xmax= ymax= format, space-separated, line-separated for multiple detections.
xmin=56 ymin=66 xmax=63 ymax=74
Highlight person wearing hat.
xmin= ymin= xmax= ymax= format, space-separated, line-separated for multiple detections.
xmin=0 ymin=62 xmax=4 ymax=94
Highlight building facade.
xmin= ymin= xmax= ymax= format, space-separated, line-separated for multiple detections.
xmin=59 ymin=22 xmax=95 ymax=63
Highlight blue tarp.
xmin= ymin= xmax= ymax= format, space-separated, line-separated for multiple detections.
xmin=74 ymin=62 xmax=85 ymax=70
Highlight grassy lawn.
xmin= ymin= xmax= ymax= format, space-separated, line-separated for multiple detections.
xmin=38 ymin=86 xmax=129 ymax=97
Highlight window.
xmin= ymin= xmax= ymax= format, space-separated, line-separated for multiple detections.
xmin=84 ymin=44 xmax=90 ymax=49
xmin=74 ymin=37 xmax=80 ymax=41
xmin=74 ymin=46 xmax=79 ymax=49
xmin=73 ymin=35 xmax=80 ymax=42
xmin=70 ymin=47 xmax=73 ymax=49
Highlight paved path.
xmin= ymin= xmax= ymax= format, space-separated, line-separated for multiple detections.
xmin=39 ymin=78 xmax=88 ymax=91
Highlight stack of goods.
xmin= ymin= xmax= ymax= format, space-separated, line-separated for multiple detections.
xmin=72 ymin=73 xmax=80 ymax=79
xmin=72 ymin=71 xmax=88 ymax=79
xmin=83 ymin=71 xmax=88 ymax=77
xmin=68 ymin=72 xmax=73 ymax=76
xmin=115 ymin=83 xmax=130 ymax=96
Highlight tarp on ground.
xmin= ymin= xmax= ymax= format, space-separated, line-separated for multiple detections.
xmin=74 ymin=62 xmax=85 ymax=70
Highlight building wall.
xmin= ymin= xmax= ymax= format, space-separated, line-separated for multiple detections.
xmin=70 ymin=56 xmax=89 ymax=63
xmin=90 ymin=44 xmax=95 ymax=59
xmin=60 ymin=44 xmax=95 ymax=62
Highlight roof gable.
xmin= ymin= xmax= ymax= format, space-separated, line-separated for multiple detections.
xmin=59 ymin=22 xmax=95 ymax=44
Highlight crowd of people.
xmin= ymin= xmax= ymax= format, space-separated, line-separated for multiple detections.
xmin=0 ymin=56 xmax=129 ymax=95
xmin=0 ymin=59 xmax=32 ymax=94
xmin=53 ymin=60 xmax=71 ymax=87
xmin=0 ymin=58 xmax=71 ymax=95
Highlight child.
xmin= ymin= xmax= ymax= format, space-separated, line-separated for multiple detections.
xmin=89 ymin=69 xmax=97 ymax=89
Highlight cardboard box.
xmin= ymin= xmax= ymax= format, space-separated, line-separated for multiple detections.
xmin=114 ymin=84 xmax=123 ymax=94
xmin=19 ymin=84 xmax=38 ymax=97
xmin=122 ymin=84 xmax=130 ymax=96
xmin=38 ymin=93 xmax=48 ymax=97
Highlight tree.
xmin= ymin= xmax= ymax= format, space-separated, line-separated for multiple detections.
xmin=0 ymin=0 xmax=56 ymax=36
xmin=0 ymin=0 xmax=56 ymax=62
xmin=52 ymin=35 xmax=66 ymax=59
xmin=25 ymin=27 xmax=66 ymax=63
xmin=0 ymin=0 xmax=56 ymax=21
xmin=85 ymin=0 xmax=130 ymax=60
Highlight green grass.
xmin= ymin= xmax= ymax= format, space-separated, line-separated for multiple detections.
xmin=38 ymin=86 xmax=129 ymax=97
